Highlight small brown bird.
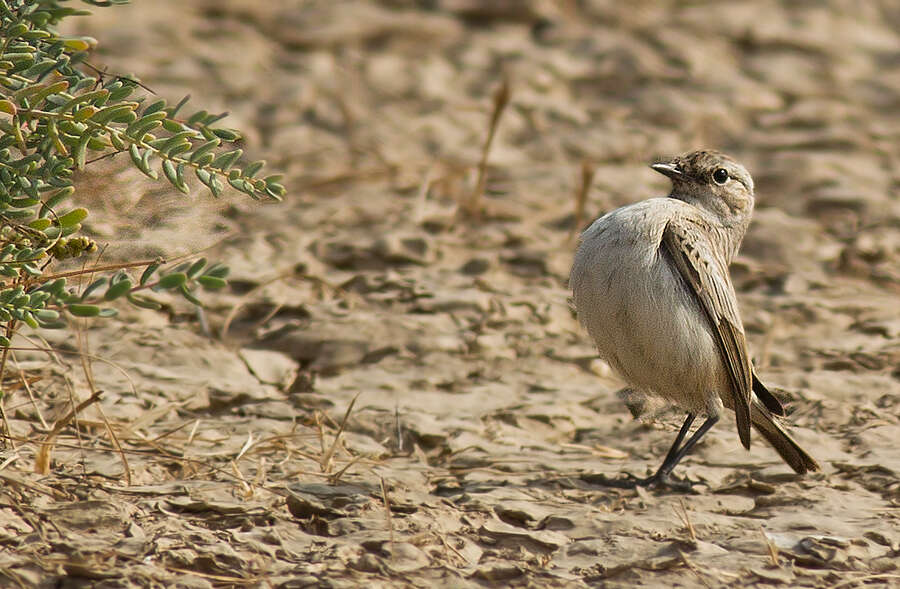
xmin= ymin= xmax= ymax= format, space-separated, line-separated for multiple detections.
xmin=570 ymin=150 xmax=819 ymax=489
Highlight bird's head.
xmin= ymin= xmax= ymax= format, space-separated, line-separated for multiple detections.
xmin=651 ymin=150 xmax=755 ymax=224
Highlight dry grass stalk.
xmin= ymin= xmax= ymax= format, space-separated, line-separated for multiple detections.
xmin=760 ymin=525 xmax=781 ymax=567
xmin=674 ymin=498 xmax=697 ymax=542
xmin=38 ymin=258 xmax=165 ymax=283
xmin=461 ymin=76 xmax=511 ymax=220
xmin=319 ymin=393 xmax=360 ymax=473
xmin=235 ymin=431 xmax=255 ymax=462
xmin=75 ymin=318 xmax=132 ymax=485
xmin=187 ymin=419 xmax=200 ymax=445
xmin=34 ymin=390 xmax=103 ymax=474
xmin=327 ymin=453 xmax=364 ymax=485
xmin=14 ymin=355 xmax=48 ymax=430
xmin=570 ymin=159 xmax=595 ymax=241
xmin=231 ymin=460 xmax=253 ymax=497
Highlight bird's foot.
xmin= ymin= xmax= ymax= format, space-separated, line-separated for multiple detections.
xmin=581 ymin=471 xmax=698 ymax=493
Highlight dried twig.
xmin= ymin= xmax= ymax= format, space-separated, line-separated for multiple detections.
xmin=570 ymin=159 xmax=595 ymax=241
xmin=461 ymin=76 xmax=511 ymax=220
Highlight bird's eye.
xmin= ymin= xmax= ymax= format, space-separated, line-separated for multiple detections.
xmin=712 ymin=168 xmax=729 ymax=185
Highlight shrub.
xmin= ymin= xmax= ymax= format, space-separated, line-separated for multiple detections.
xmin=0 ymin=0 xmax=284 ymax=358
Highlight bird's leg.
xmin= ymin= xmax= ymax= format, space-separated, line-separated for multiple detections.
xmin=585 ymin=412 xmax=720 ymax=491
xmin=644 ymin=413 xmax=719 ymax=487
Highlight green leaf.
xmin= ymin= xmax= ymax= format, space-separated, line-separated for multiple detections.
xmin=109 ymin=131 xmax=126 ymax=150
xmin=162 ymin=159 xmax=184 ymax=192
xmin=104 ymin=278 xmax=133 ymax=300
xmin=67 ymin=303 xmax=101 ymax=317
xmin=158 ymin=130 xmax=197 ymax=155
xmin=157 ymin=272 xmax=187 ymax=289
xmin=161 ymin=118 xmax=185 ymax=133
xmin=37 ymin=278 xmax=67 ymax=296
xmin=167 ymin=95 xmax=190 ymax=117
xmin=10 ymin=197 xmax=40 ymax=208
xmin=212 ymin=149 xmax=242 ymax=170
xmin=22 ymin=312 xmax=39 ymax=329
xmin=186 ymin=258 xmax=207 ymax=278
xmin=179 ymin=284 xmax=203 ymax=306
xmin=57 ymin=207 xmax=88 ymax=228
xmin=212 ymin=128 xmax=241 ymax=141
xmin=126 ymin=110 xmax=166 ymax=137
xmin=74 ymin=132 xmax=91 ymax=169
xmin=127 ymin=293 xmax=162 ymax=310
xmin=204 ymin=263 xmax=229 ymax=279
xmin=197 ymin=275 xmax=227 ymax=290
xmin=243 ymin=160 xmax=265 ymax=178
xmin=81 ymin=278 xmax=107 ymax=300
xmin=39 ymin=186 xmax=74 ymax=218
xmin=143 ymin=99 xmax=167 ymax=116
xmin=30 ymin=80 xmax=69 ymax=106
xmin=58 ymin=89 xmax=109 ymax=113
xmin=140 ymin=262 xmax=161 ymax=285
xmin=0 ymin=287 xmax=24 ymax=303
xmin=72 ymin=105 xmax=96 ymax=121
xmin=35 ymin=309 xmax=60 ymax=322
xmin=62 ymin=36 xmax=97 ymax=51
xmin=188 ymin=139 xmax=220 ymax=163
xmin=6 ymin=23 xmax=28 ymax=39
xmin=91 ymin=103 xmax=138 ymax=125
xmin=187 ymin=109 xmax=209 ymax=125
xmin=139 ymin=148 xmax=158 ymax=180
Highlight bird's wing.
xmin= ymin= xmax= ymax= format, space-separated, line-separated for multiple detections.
xmin=661 ymin=218 xmax=752 ymax=449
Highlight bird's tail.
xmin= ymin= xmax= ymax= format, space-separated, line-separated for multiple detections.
xmin=750 ymin=402 xmax=820 ymax=474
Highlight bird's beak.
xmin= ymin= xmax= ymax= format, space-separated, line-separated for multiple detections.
xmin=650 ymin=162 xmax=683 ymax=179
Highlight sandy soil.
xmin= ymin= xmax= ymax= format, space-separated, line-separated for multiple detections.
xmin=2 ymin=1 xmax=899 ymax=587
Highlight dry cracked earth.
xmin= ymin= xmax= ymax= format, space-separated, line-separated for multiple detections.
xmin=1 ymin=1 xmax=899 ymax=587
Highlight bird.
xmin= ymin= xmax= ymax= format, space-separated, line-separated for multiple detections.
xmin=570 ymin=150 xmax=820 ymax=489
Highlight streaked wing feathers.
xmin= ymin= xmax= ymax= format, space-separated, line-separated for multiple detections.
xmin=661 ymin=219 xmax=753 ymax=449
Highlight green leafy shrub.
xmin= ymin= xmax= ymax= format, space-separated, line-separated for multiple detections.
xmin=0 ymin=1 xmax=284 ymax=349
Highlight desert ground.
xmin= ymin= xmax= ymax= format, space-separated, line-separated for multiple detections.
xmin=1 ymin=1 xmax=899 ymax=587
